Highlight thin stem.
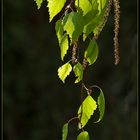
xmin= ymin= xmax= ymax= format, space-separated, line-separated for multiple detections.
xmin=67 ymin=116 xmax=85 ymax=131
xmin=89 ymin=85 xmax=102 ymax=93
xmin=68 ymin=117 xmax=79 ymax=124
xmin=69 ymin=5 xmax=74 ymax=12
xmin=82 ymin=83 xmax=90 ymax=95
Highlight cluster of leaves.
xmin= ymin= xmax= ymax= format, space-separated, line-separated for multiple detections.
xmin=34 ymin=0 xmax=112 ymax=139
xmin=62 ymin=87 xmax=105 ymax=140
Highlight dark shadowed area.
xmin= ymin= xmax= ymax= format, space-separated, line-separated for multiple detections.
xmin=3 ymin=0 xmax=137 ymax=140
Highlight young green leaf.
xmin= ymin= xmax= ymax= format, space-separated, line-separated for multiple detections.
xmin=34 ymin=0 xmax=43 ymax=9
xmin=77 ymin=131 xmax=90 ymax=140
xmin=75 ymin=0 xmax=98 ymax=16
xmin=83 ymin=9 xmax=99 ymax=25
xmin=97 ymin=0 xmax=108 ymax=14
xmin=60 ymin=34 xmax=69 ymax=61
xmin=93 ymin=0 xmax=110 ymax=37
xmin=95 ymin=88 xmax=105 ymax=123
xmin=55 ymin=19 xmax=64 ymax=44
xmin=58 ymin=62 xmax=72 ymax=83
xmin=62 ymin=123 xmax=68 ymax=140
xmin=73 ymin=63 xmax=83 ymax=83
xmin=82 ymin=9 xmax=98 ymax=40
xmin=84 ymin=40 xmax=99 ymax=65
xmin=47 ymin=0 xmax=67 ymax=22
xmin=63 ymin=12 xmax=85 ymax=42
xmin=83 ymin=0 xmax=109 ymax=38
xmin=55 ymin=20 xmax=69 ymax=60
xmin=78 ymin=96 xmax=97 ymax=128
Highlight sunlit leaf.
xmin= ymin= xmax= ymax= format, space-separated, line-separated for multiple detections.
xmin=62 ymin=123 xmax=68 ymax=140
xmin=77 ymin=131 xmax=90 ymax=140
xmin=73 ymin=63 xmax=83 ymax=83
xmin=95 ymin=88 xmax=105 ymax=123
xmin=58 ymin=62 xmax=72 ymax=83
xmin=97 ymin=0 xmax=108 ymax=14
xmin=34 ymin=0 xmax=43 ymax=9
xmin=47 ymin=0 xmax=67 ymax=21
xmin=93 ymin=0 xmax=109 ymax=36
xmin=55 ymin=19 xmax=64 ymax=44
xmin=60 ymin=34 xmax=69 ymax=61
xmin=84 ymin=40 xmax=99 ymax=65
xmin=55 ymin=20 xmax=69 ymax=60
xmin=82 ymin=9 xmax=98 ymax=41
xmin=83 ymin=0 xmax=109 ymax=38
xmin=78 ymin=96 xmax=97 ymax=128
xmin=75 ymin=0 xmax=98 ymax=16
xmin=63 ymin=12 xmax=85 ymax=42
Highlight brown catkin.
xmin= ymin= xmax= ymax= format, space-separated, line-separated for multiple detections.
xmin=72 ymin=42 xmax=77 ymax=64
xmin=113 ymin=0 xmax=120 ymax=65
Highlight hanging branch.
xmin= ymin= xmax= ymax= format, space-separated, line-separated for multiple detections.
xmin=34 ymin=0 xmax=121 ymax=139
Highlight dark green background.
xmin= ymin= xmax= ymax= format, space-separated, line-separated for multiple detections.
xmin=3 ymin=0 xmax=137 ymax=140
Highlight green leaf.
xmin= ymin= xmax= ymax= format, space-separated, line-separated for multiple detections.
xmin=83 ymin=9 xmax=99 ymax=25
xmin=82 ymin=9 xmax=98 ymax=41
xmin=75 ymin=0 xmax=99 ymax=41
xmin=63 ymin=12 xmax=85 ymax=42
xmin=34 ymin=0 xmax=43 ymax=9
xmin=75 ymin=0 xmax=98 ymax=16
xmin=47 ymin=0 xmax=67 ymax=22
xmin=73 ymin=63 xmax=83 ymax=83
xmin=95 ymin=89 xmax=105 ymax=123
xmin=77 ymin=131 xmax=90 ymax=140
xmin=84 ymin=40 xmax=99 ymax=65
xmin=58 ymin=62 xmax=72 ymax=83
xmin=97 ymin=0 xmax=108 ymax=14
xmin=55 ymin=19 xmax=64 ymax=44
xmin=62 ymin=123 xmax=68 ymax=140
xmin=55 ymin=20 xmax=69 ymax=60
xmin=83 ymin=0 xmax=109 ymax=38
xmin=93 ymin=0 xmax=109 ymax=36
xmin=59 ymin=34 xmax=69 ymax=61
xmin=78 ymin=96 xmax=97 ymax=128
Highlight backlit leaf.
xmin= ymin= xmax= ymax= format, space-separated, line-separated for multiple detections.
xmin=93 ymin=0 xmax=109 ymax=36
xmin=47 ymin=0 xmax=67 ymax=21
xmin=97 ymin=0 xmax=108 ymax=14
xmin=63 ymin=12 xmax=85 ymax=42
xmin=77 ymin=131 xmax=90 ymax=140
xmin=84 ymin=40 xmax=99 ymax=65
xmin=73 ymin=63 xmax=83 ymax=83
xmin=58 ymin=62 xmax=72 ymax=83
xmin=34 ymin=0 xmax=43 ymax=9
xmin=62 ymin=123 xmax=68 ymax=140
xmin=60 ymin=34 xmax=69 ymax=61
xmin=55 ymin=19 xmax=64 ymax=44
xmin=78 ymin=96 xmax=97 ymax=128
xmin=83 ymin=0 xmax=109 ymax=38
xmin=55 ymin=20 xmax=69 ymax=60
xmin=75 ymin=0 xmax=98 ymax=16
xmin=95 ymin=88 xmax=105 ymax=123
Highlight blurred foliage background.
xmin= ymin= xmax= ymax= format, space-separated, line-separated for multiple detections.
xmin=3 ymin=0 xmax=137 ymax=140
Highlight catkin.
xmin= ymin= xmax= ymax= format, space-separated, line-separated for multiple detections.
xmin=72 ymin=42 xmax=77 ymax=64
xmin=113 ymin=0 xmax=120 ymax=65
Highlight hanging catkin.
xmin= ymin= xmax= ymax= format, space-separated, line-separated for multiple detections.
xmin=113 ymin=0 xmax=120 ymax=65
